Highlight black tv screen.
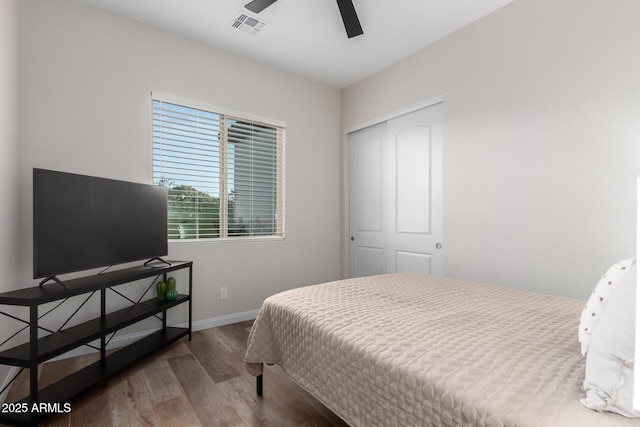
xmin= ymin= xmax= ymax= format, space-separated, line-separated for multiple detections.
xmin=33 ymin=168 xmax=168 ymax=279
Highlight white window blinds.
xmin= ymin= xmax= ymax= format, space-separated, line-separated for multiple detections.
xmin=152 ymin=96 xmax=285 ymax=240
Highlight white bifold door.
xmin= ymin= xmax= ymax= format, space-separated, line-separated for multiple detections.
xmin=348 ymin=102 xmax=442 ymax=278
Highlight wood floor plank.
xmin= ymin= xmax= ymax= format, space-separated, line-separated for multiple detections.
xmin=3 ymin=321 xmax=347 ymax=427
xmin=217 ymin=376 xmax=286 ymax=427
xmin=207 ymin=323 xmax=247 ymax=354
xmin=140 ymin=358 xmax=184 ymax=405
xmin=3 ymin=367 xmax=31 ymax=403
xmin=67 ymin=385 xmax=113 ymax=427
xmin=204 ymin=323 xmax=263 ymax=382
xmin=167 ymin=353 xmax=244 ymax=427
xmin=266 ymin=367 xmax=346 ymax=424
xmin=151 ymin=394 xmax=202 ymax=427
xmin=107 ymin=370 xmax=157 ymax=427
xmin=39 ymin=352 xmax=101 ymax=389
xmin=185 ymin=329 xmax=240 ymax=383
xmin=261 ymin=367 xmax=347 ymax=427
xmin=38 ymin=412 xmax=69 ymax=427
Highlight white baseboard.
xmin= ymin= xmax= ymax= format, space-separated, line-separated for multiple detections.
xmin=0 ymin=309 xmax=259 ymax=403
xmin=186 ymin=309 xmax=260 ymax=331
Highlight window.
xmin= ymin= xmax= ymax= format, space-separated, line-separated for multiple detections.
xmin=151 ymin=94 xmax=285 ymax=240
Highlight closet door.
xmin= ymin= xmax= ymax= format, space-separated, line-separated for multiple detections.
xmin=348 ymin=103 xmax=442 ymax=277
xmin=349 ymin=122 xmax=388 ymax=277
xmin=386 ymin=104 xmax=442 ymax=275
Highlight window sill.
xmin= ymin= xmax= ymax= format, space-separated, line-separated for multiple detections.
xmin=168 ymin=235 xmax=285 ymax=245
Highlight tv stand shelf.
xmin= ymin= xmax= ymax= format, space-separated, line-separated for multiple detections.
xmin=0 ymin=261 xmax=192 ymax=427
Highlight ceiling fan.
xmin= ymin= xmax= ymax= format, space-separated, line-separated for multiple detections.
xmin=244 ymin=0 xmax=364 ymax=38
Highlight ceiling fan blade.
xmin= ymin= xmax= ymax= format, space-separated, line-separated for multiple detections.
xmin=245 ymin=0 xmax=278 ymax=14
xmin=336 ymin=0 xmax=363 ymax=38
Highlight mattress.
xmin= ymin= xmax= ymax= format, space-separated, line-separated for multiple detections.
xmin=244 ymin=273 xmax=639 ymax=426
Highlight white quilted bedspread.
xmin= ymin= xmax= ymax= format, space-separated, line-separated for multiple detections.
xmin=244 ymin=273 xmax=639 ymax=426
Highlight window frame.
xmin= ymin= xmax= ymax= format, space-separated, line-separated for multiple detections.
xmin=150 ymin=92 xmax=286 ymax=243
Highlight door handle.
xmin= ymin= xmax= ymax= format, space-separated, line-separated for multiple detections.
xmin=351 ymin=236 xmax=355 ymax=241
xmin=436 ymin=243 xmax=442 ymax=250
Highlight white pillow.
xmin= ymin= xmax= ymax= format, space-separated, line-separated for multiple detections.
xmin=578 ymin=257 xmax=635 ymax=356
xmin=581 ymin=261 xmax=638 ymax=417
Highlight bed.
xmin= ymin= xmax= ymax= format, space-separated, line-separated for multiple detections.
xmin=244 ymin=272 xmax=640 ymax=426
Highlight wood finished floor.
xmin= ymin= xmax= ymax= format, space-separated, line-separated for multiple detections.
xmin=2 ymin=321 xmax=348 ymax=427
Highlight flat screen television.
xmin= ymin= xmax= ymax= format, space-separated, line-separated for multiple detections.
xmin=33 ymin=168 xmax=168 ymax=282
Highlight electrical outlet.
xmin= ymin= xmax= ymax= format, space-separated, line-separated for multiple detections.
xmin=219 ymin=287 xmax=228 ymax=300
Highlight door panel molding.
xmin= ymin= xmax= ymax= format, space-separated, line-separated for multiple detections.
xmin=396 ymin=126 xmax=431 ymax=235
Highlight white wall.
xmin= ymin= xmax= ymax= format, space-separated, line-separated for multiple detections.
xmin=0 ymin=0 xmax=19 ymax=400
xmin=15 ymin=0 xmax=639 ymax=327
xmin=342 ymin=0 xmax=640 ymax=299
xmin=0 ymin=0 xmax=18 ymax=289
xmin=17 ymin=0 xmax=342 ymax=327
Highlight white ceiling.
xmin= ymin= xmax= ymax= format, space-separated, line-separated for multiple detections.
xmin=76 ymin=0 xmax=515 ymax=89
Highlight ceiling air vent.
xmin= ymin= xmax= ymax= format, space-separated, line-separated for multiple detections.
xmin=232 ymin=12 xmax=266 ymax=36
